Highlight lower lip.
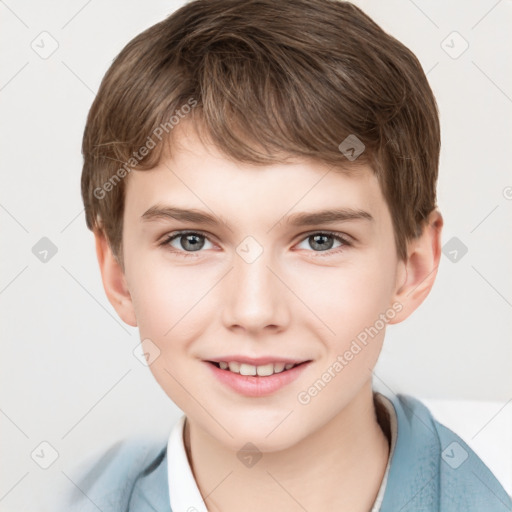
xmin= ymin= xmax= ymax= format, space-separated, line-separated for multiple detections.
xmin=204 ymin=361 xmax=312 ymax=397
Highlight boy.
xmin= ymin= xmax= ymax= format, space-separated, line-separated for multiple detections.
xmin=65 ymin=0 xmax=512 ymax=510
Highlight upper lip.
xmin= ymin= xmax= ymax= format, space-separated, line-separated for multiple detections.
xmin=205 ymin=355 xmax=312 ymax=366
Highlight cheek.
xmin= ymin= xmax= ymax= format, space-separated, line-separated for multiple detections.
xmin=294 ymin=258 xmax=394 ymax=335
xmin=127 ymin=261 xmax=213 ymax=410
xmin=127 ymin=254 xmax=220 ymax=363
xmin=131 ymin=268 xmax=201 ymax=338
xmin=291 ymin=260 xmax=394 ymax=413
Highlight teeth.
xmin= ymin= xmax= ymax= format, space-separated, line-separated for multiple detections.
xmin=216 ymin=361 xmax=298 ymax=376
xmin=272 ymin=362 xmax=286 ymax=373
xmin=256 ymin=363 xmax=275 ymax=376
xmin=228 ymin=361 xmax=240 ymax=373
xmin=239 ymin=363 xmax=256 ymax=376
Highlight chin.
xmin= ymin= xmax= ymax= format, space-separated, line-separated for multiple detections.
xmin=212 ymin=419 xmax=304 ymax=453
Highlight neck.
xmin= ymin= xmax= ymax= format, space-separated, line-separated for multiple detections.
xmin=184 ymin=381 xmax=390 ymax=512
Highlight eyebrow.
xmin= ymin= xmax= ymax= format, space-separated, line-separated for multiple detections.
xmin=140 ymin=205 xmax=374 ymax=227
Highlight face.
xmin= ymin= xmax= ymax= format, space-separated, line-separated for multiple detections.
xmin=117 ymin=123 xmax=407 ymax=452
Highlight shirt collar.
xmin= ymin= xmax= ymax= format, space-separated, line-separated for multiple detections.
xmin=166 ymin=414 xmax=209 ymax=512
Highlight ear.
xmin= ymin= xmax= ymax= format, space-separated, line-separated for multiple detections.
xmin=388 ymin=209 xmax=443 ymax=324
xmin=93 ymin=229 xmax=137 ymax=327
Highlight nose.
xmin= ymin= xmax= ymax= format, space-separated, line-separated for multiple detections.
xmin=221 ymin=246 xmax=290 ymax=334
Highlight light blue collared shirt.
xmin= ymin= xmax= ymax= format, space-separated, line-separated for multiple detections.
xmin=60 ymin=391 xmax=512 ymax=511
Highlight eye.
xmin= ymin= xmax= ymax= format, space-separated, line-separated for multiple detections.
xmin=296 ymin=231 xmax=351 ymax=256
xmin=160 ymin=231 xmax=214 ymax=257
xmin=159 ymin=230 xmax=352 ymax=258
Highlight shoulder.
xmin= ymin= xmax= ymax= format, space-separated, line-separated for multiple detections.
xmin=386 ymin=393 xmax=512 ymax=511
xmin=59 ymin=436 xmax=168 ymax=512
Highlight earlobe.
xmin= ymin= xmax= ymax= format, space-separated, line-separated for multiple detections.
xmin=94 ymin=230 xmax=138 ymax=327
xmin=388 ymin=210 xmax=443 ymax=324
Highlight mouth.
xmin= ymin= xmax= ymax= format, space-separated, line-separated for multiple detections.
xmin=204 ymin=358 xmax=313 ymax=397
xmin=206 ymin=360 xmax=312 ymax=377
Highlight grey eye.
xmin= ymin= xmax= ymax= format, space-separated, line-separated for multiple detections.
xmin=296 ymin=233 xmax=344 ymax=252
xmin=168 ymin=233 xmax=213 ymax=252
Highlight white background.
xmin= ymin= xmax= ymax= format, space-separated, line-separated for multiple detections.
xmin=1 ymin=0 xmax=511 ymax=510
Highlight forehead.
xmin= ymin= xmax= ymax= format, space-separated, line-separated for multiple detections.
xmin=123 ymin=122 xmax=388 ymax=229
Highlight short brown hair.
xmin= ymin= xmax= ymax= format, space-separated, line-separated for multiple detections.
xmin=81 ymin=0 xmax=440 ymax=264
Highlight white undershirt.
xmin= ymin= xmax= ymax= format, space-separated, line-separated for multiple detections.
xmin=167 ymin=392 xmax=397 ymax=512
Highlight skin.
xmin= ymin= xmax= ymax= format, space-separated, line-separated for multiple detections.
xmin=95 ymin=121 xmax=443 ymax=512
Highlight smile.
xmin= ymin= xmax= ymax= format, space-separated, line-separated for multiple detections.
xmin=210 ymin=361 xmax=303 ymax=376
xmin=205 ymin=360 xmax=312 ymax=397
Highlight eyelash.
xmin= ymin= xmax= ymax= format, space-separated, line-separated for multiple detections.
xmin=158 ymin=230 xmax=352 ymax=259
